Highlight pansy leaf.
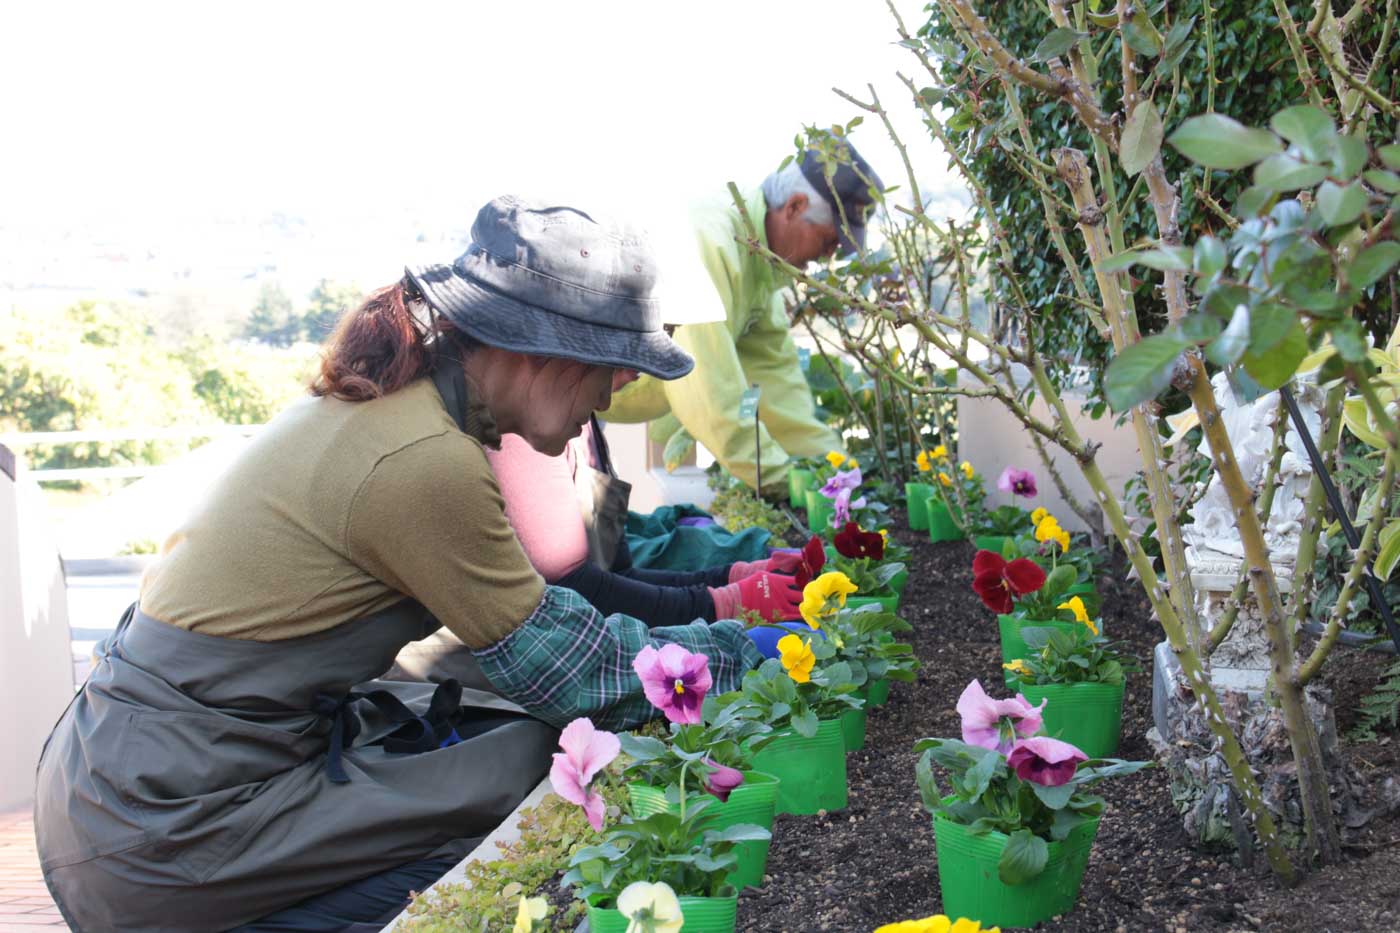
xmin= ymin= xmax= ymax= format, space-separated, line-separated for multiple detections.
xmin=617 ymin=734 xmax=669 ymax=761
xmin=999 ymin=828 xmax=1050 ymax=885
xmin=1031 ymin=780 xmax=1077 ymax=810
xmin=916 ymin=750 xmax=943 ymax=810
xmin=790 ymin=707 xmax=818 ymax=738
xmin=965 ymin=746 xmax=1001 ymax=799
xmin=1168 ymin=114 xmax=1281 ymax=169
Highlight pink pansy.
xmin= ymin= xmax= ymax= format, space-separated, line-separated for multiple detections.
xmin=955 ymin=679 xmax=1046 ymax=754
xmin=1008 ymin=736 xmax=1088 ymax=787
xmin=996 ymin=466 xmax=1038 ymax=498
xmin=633 ymin=644 xmax=713 ymax=725
xmin=701 ymin=760 xmax=745 ymax=802
xmin=549 ymin=718 xmax=621 ymax=831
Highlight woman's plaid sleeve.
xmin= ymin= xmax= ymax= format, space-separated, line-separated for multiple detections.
xmin=471 ymin=585 xmax=762 ymax=730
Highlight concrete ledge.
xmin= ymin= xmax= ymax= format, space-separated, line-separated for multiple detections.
xmin=383 ymin=776 xmax=553 ymax=930
xmin=63 ymin=556 xmax=153 ymax=576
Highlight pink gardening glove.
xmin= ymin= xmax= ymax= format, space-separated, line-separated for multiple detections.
xmin=737 ymin=572 xmax=803 ymax=623
xmin=726 ymin=551 xmax=804 ymax=584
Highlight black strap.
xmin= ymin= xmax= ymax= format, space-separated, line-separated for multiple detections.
xmin=431 ymin=361 xmax=470 ymax=434
xmin=313 ymin=679 xmax=465 ymax=784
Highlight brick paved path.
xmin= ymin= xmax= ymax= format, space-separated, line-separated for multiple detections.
xmin=0 ymin=809 xmax=62 ymax=930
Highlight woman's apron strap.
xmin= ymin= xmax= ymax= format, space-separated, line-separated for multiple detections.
xmin=313 ymin=680 xmax=466 ymax=785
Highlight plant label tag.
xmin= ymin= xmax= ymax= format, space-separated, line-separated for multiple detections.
xmin=738 ymin=385 xmax=762 ymax=420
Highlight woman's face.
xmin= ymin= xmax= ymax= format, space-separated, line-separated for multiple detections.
xmin=509 ymin=358 xmax=638 ymax=456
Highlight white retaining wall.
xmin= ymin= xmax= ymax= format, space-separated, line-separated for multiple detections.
xmin=955 ymin=369 xmax=1145 ymax=534
xmin=0 ymin=446 xmax=75 ymax=812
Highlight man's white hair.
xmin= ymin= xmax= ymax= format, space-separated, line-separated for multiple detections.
xmin=761 ymin=161 xmax=834 ymax=226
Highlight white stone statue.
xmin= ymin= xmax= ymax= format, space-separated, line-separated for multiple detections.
xmin=1184 ymin=371 xmax=1322 ymax=567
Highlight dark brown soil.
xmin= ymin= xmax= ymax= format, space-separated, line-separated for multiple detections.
xmin=736 ymin=518 xmax=1400 ymax=932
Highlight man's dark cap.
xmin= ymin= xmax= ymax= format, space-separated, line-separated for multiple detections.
xmin=798 ymin=141 xmax=884 ymax=253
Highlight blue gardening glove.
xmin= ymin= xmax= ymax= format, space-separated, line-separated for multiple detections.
xmin=745 ymin=623 xmax=825 ymax=660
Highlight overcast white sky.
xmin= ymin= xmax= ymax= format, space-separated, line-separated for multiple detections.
xmin=1 ymin=0 xmax=957 ymax=235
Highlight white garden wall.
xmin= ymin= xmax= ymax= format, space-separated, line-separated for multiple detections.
xmin=955 ymin=368 xmax=1145 ymax=534
xmin=0 ymin=445 xmax=74 ymax=812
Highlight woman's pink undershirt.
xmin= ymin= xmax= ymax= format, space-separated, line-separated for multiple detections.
xmin=484 ymin=432 xmax=591 ymax=583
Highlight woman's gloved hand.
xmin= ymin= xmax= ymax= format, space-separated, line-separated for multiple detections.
xmin=737 ymin=572 xmax=802 ymax=622
xmin=764 ymin=550 xmax=804 ymax=575
xmin=726 ymin=550 xmax=803 ymax=583
xmin=745 ymin=623 xmax=825 ymax=660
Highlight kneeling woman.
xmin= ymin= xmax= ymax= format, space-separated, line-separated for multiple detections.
xmin=34 ymin=197 xmax=762 ymax=933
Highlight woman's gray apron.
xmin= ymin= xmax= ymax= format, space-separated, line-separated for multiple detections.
xmin=35 ymin=602 xmax=556 ymax=932
xmin=575 ymin=414 xmax=631 ymax=571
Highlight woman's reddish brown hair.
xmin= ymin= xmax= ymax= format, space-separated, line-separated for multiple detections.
xmin=311 ymin=281 xmax=460 ymax=401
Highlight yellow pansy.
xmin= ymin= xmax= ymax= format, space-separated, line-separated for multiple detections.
xmin=826 ymin=451 xmax=847 ymax=469
xmin=511 ymin=894 xmax=548 ymax=933
xmin=1030 ymin=507 xmax=1049 ymax=525
xmin=916 ymin=450 xmax=933 ymax=472
xmin=777 ymin=634 xmax=816 ymax=683
xmin=799 ymin=571 xmax=860 ymax=629
xmin=879 ymin=529 xmax=889 ymax=544
xmin=1057 ymin=596 xmax=1100 ymax=636
xmin=960 ymin=461 xmax=975 ymax=479
xmin=1034 ymin=515 xmax=1070 ymax=553
xmin=849 ymin=457 xmax=860 ymax=471
xmin=931 ymin=444 xmax=948 ymax=460
xmin=937 ymin=472 xmax=953 ymax=487
xmin=874 ymin=916 xmax=999 ymax=933
xmin=1003 ymin=659 xmax=1031 ymax=677
xmin=616 ymin=881 xmax=684 ymax=933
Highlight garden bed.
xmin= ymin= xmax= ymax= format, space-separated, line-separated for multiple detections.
xmin=734 ymin=518 xmax=1400 ymax=932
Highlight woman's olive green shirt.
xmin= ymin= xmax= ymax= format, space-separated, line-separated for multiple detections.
xmin=140 ymin=378 xmax=544 ymax=649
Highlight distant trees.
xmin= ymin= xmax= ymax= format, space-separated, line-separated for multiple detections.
xmin=0 ymin=302 xmax=318 ymax=472
xmin=243 ymin=279 xmax=363 ymax=346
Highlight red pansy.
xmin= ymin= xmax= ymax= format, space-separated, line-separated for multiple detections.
xmin=970 ymin=549 xmax=1046 ymax=613
xmin=795 ymin=535 xmax=826 ymax=589
xmin=833 ymin=522 xmax=885 ymax=560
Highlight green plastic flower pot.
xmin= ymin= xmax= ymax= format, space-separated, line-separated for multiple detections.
xmin=748 ymin=717 xmax=847 ymax=815
xmin=996 ymin=615 xmax=1103 ymax=668
xmin=805 ymin=488 xmax=835 ymax=532
xmin=586 ymin=893 xmax=738 ymax=933
xmin=905 ymin=481 xmax=935 ymax=530
xmin=926 ymin=495 xmax=964 ymax=543
xmin=626 ymin=771 xmax=779 ymax=891
xmin=846 ymin=593 xmax=899 ymax=614
xmin=933 ymin=801 xmax=1101 ymax=929
xmin=789 ymin=468 xmax=817 ymax=509
xmin=973 ymin=535 xmax=1010 ymax=555
xmin=864 ymin=676 xmax=891 ymax=707
xmin=840 ymin=705 xmax=867 ymax=751
xmin=889 ymin=569 xmax=909 ymax=596
xmin=1017 ymin=681 xmax=1124 ymax=758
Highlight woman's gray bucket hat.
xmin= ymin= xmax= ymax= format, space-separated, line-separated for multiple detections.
xmin=406 ymin=195 xmax=694 ymax=381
